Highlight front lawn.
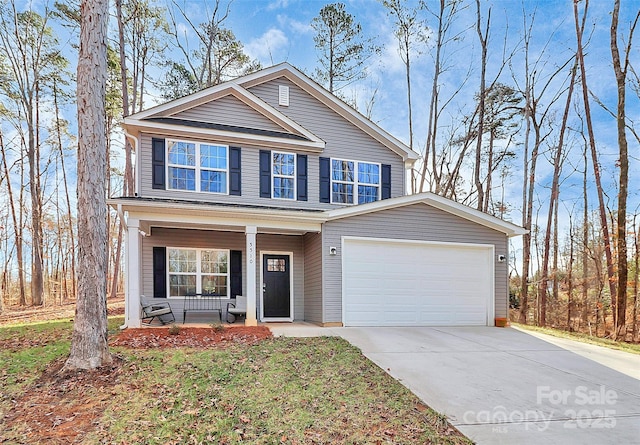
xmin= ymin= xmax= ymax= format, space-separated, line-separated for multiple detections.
xmin=0 ymin=318 xmax=471 ymax=444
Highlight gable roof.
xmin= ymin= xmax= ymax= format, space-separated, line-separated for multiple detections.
xmin=326 ymin=192 xmax=527 ymax=237
xmin=122 ymin=63 xmax=419 ymax=163
xmin=123 ymin=83 xmax=324 ymax=151
xmin=238 ymin=63 xmax=418 ymax=164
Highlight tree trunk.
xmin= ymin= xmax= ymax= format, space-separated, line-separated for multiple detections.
xmin=0 ymin=131 xmax=26 ymax=306
xmin=568 ymin=215 xmax=575 ymax=331
xmin=610 ymin=0 xmax=637 ymax=339
xmin=53 ymin=80 xmax=77 ymax=300
xmin=28 ymin=114 xmax=44 ymax=306
xmin=582 ymin=139 xmax=589 ymax=329
xmin=474 ymin=0 xmax=489 ymax=211
xmin=633 ymin=215 xmax=639 ymax=341
xmin=538 ymin=59 xmax=576 ymax=326
xmin=65 ymin=0 xmax=111 ymax=371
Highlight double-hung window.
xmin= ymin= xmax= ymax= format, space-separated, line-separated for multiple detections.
xmin=331 ymin=159 xmax=380 ymax=204
xmin=272 ymin=151 xmax=296 ymax=199
xmin=168 ymin=248 xmax=229 ymax=298
xmin=167 ymin=140 xmax=228 ymax=193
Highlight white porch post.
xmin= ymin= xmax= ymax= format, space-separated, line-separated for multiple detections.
xmin=245 ymin=226 xmax=258 ymax=326
xmin=126 ymin=218 xmax=141 ymax=328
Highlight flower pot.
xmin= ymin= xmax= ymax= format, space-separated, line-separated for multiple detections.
xmin=495 ymin=317 xmax=509 ymax=327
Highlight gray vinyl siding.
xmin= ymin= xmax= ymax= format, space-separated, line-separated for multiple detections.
xmin=141 ymin=228 xmax=306 ymax=322
xmin=138 ymin=79 xmax=408 ymax=207
xmin=176 ymin=95 xmax=283 ymax=132
xmin=139 ymin=133 xmax=333 ymax=210
xmin=303 ymin=232 xmax=322 ymax=323
xmin=321 ymin=203 xmax=509 ymax=323
xmin=249 ymin=78 xmax=406 ymax=199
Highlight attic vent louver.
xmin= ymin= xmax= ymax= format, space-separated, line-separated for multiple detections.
xmin=279 ymin=85 xmax=289 ymax=107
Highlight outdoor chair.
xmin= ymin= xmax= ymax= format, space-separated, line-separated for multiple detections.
xmin=227 ymin=295 xmax=247 ymax=323
xmin=140 ymin=295 xmax=176 ymax=325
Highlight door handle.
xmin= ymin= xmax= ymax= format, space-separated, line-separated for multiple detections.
xmin=262 ymin=283 xmax=266 ymax=293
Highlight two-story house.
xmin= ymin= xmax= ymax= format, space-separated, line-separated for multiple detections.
xmin=110 ymin=63 xmax=524 ymax=328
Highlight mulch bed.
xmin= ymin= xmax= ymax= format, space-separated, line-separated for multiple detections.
xmin=110 ymin=325 xmax=273 ymax=348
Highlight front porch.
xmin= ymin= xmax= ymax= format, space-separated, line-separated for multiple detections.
xmin=115 ymin=198 xmax=324 ymax=328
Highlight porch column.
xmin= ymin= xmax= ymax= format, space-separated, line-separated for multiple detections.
xmin=245 ymin=226 xmax=258 ymax=326
xmin=126 ymin=218 xmax=141 ymax=328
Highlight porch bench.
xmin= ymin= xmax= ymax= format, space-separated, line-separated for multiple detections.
xmin=183 ymin=294 xmax=223 ymax=324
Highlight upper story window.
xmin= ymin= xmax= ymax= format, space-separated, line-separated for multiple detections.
xmin=167 ymin=140 xmax=228 ymax=193
xmin=272 ymin=151 xmax=296 ymax=200
xmin=331 ymin=159 xmax=380 ymax=204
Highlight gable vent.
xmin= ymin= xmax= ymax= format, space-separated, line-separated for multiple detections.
xmin=279 ymin=85 xmax=289 ymax=107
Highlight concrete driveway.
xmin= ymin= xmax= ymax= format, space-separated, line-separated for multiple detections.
xmin=271 ymin=324 xmax=640 ymax=445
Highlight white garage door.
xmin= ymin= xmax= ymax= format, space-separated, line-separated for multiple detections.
xmin=342 ymin=238 xmax=494 ymax=326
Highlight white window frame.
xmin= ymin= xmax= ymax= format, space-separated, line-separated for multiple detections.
xmin=166 ymin=247 xmax=230 ymax=299
xmin=166 ymin=139 xmax=229 ymax=194
xmin=330 ymin=158 xmax=381 ymax=205
xmin=271 ymin=150 xmax=296 ymax=200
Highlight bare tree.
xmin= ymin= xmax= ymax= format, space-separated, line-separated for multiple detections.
xmin=0 ymin=129 xmax=26 ymax=305
xmin=538 ymin=59 xmax=577 ymax=326
xmin=419 ymin=0 xmax=465 ymax=194
xmin=382 ymin=0 xmax=425 ymax=186
xmin=163 ymin=0 xmax=259 ymax=99
xmin=0 ymin=4 xmax=66 ymax=306
xmin=633 ymin=214 xmax=639 ymax=341
xmin=610 ymin=0 xmax=639 ymax=339
xmin=513 ymin=7 xmax=572 ymax=324
xmin=473 ymin=0 xmax=489 ymax=211
xmin=567 ymin=212 xmax=575 ymax=330
xmin=65 ymin=0 xmax=111 ymax=371
xmin=573 ymin=0 xmax=616 ymax=314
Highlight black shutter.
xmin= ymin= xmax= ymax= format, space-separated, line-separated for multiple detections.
xmin=381 ymin=164 xmax=391 ymax=200
xmin=152 ymin=138 xmax=165 ymax=189
xmin=296 ymin=154 xmax=308 ymax=201
xmin=152 ymin=246 xmax=167 ymax=298
xmin=229 ymin=146 xmax=242 ymax=195
xmin=230 ymin=250 xmax=242 ymax=298
xmin=319 ymin=157 xmax=330 ymax=203
xmin=259 ymin=150 xmax=271 ymax=198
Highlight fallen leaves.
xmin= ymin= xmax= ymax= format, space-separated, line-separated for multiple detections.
xmin=110 ymin=326 xmax=272 ymax=349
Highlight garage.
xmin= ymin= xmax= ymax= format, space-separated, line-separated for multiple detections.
xmin=342 ymin=237 xmax=494 ymax=326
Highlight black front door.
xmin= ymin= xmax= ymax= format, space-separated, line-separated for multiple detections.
xmin=263 ymin=254 xmax=291 ymax=318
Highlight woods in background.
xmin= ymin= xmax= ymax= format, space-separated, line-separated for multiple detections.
xmin=0 ymin=0 xmax=638 ymax=342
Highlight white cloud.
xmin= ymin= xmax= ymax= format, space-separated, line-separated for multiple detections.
xmin=267 ymin=0 xmax=291 ymax=11
xmin=244 ymin=28 xmax=289 ymax=65
xmin=277 ymin=14 xmax=313 ymax=35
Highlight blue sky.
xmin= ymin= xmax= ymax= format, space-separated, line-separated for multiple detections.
xmin=172 ymin=0 xmax=639 ymax=225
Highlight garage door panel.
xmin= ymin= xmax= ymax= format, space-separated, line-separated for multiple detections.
xmin=343 ymin=238 xmax=492 ymax=327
